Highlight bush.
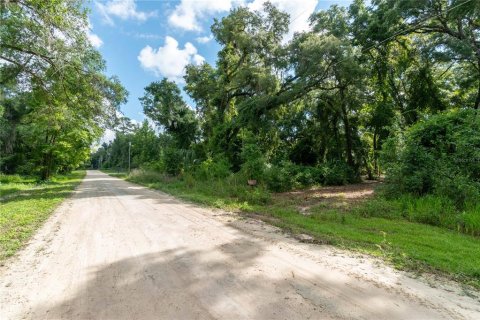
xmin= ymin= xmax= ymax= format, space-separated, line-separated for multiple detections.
xmin=263 ymin=160 xmax=358 ymax=192
xmin=148 ymin=148 xmax=198 ymax=176
xmin=264 ymin=161 xmax=296 ymax=192
xmin=240 ymin=141 xmax=265 ymax=180
xmin=195 ymin=156 xmax=231 ymax=180
xmin=128 ymin=169 xmax=169 ymax=184
xmin=163 ymin=147 xmax=184 ymax=175
xmin=320 ymin=161 xmax=356 ymax=186
xmin=294 ymin=165 xmax=324 ymax=187
xmin=264 ymin=162 xmax=325 ymax=192
xmin=383 ymin=109 xmax=480 ymax=208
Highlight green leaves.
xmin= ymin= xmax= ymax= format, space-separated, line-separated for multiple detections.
xmin=140 ymin=79 xmax=198 ymax=149
xmin=0 ymin=0 xmax=127 ymax=179
xmin=384 ymin=109 xmax=480 ymax=207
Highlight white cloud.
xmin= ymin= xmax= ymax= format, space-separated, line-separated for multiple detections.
xmin=88 ymin=32 xmax=103 ymax=48
xmin=192 ymin=54 xmax=205 ymax=65
xmin=130 ymin=119 xmax=141 ymax=127
xmin=96 ymin=0 xmax=156 ymax=26
xmin=100 ymin=129 xmax=116 ymax=144
xmin=196 ymin=34 xmax=214 ymax=44
xmin=83 ymin=19 xmax=103 ymax=48
xmin=138 ymin=36 xmax=205 ymax=82
xmin=168 ymin=0 xmax=239 ymax=31
xmin=248 ymin=0 xmax=318 ymax=40
xmin=168 ymin=0 xmax=318 ymax=41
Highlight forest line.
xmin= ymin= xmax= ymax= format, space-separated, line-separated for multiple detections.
xmin=93 ymin=0 xmax=480 ymax=217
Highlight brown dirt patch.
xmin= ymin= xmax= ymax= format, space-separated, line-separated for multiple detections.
xmin=274 ymin=180 xmax=381 ymax=215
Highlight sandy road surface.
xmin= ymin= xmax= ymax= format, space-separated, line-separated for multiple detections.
xmin=1 ymin=171 xmax=479 ymax=319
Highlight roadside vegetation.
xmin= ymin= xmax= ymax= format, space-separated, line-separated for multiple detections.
xmin=0 ymin=1 xmax=127 ymax=180
xmin=0 ymin=171 xmax=85 ymax=262
xmin=97 ymin=1 xmax=480 ymax=287
xmin=104 ymin=169 xmax=480 ymax=288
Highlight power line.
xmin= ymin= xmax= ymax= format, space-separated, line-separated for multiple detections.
xmin=290 ymin=7 xmax=314 ymax=24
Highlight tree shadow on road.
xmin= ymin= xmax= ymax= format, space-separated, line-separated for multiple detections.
xmin=24 ymin=232 xmax=442 ymax=320
xmin=19 ymin=172 xmax=449 ymax=319
xmin=27 ymin=238 xmax=317 ymax=319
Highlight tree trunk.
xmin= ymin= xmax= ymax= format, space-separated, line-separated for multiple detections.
xmin=40 ymin=150 xmax=54 ymax=180
xmin=373 ymin=130 xmax=378 ymax=177
xmin=40 ymin=132 xmax=56 ymax=180
xmin=340 ymin=88 xmax=354 ymax=169
xmin=475 ymin=71 xmax=480 ymax=110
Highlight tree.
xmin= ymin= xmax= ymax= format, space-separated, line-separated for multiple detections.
xmin=369 ymin=0 xmax=480 ymax=109
xmin=140 ymin=79 xmax=197 ymax=149
xmin=96 ymin=0 xmax=479 ymax=195
xmin=1 ymin=0 xmax=127 ymax=179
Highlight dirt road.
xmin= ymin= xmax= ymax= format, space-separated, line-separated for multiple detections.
xmin=1 ymin=171 xmax=479 ymax=319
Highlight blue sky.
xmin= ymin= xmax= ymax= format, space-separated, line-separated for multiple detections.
xmin=87 ymin=0 xmax=352 ymax=123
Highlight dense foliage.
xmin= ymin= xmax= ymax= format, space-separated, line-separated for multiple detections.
xmin=384 ymin=109 xmax=480 ymax=207
xmin=0 ymin=0 xmax=127 ymax=179
xmin=1 ymin=0 xmax=479 ymax=287
xmin=96 ymin=1 xmax=479 ymax=208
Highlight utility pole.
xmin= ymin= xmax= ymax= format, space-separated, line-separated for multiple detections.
xmin=128 ymin=142 xmax=131 ymax=173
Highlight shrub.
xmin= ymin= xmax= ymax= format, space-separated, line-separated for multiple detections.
xmin=294 ymin=165 xmax=324 ymax=187
xmin=242 ymin=185 xmax=271 ymax=204
xmin=240 ymin=131 xmax=266 ymax=180
xmin=433 ymin=172 xmax=480 ymax=208
xmin=195 ymin=156 xmax=231 ymax=180
xmin=163 ymin=147 xmax=184 ymax=175
xmin=383 ymin=109 xmax=480 ymax=208
xmin=264 ymin=161 xmax=361 ymax=192
xmin=151 ymin=148 xmax=197 ymax=176
xmin=264 ymin=162 xmax=325 ymax=192
xmin=264 ymin=161 xmax=296 ymax=192
xmin=320 ymin=161 xmax=356 ymax=186
xmin=128 ymin=169 xmax=168 ymax=184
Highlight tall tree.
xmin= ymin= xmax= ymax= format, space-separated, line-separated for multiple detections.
xmin=140 ymin=79 xmax=197 ymax=149
xmin=370 ymin=0 xmax=480 ymax=109
xmin=1 ymin=0 xmax=127 ymax=178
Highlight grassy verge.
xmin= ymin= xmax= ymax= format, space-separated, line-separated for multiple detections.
xmin=105 ymin=169 xmax=480 ymax=288
xmin=0 ymin=171 xmax=85 ymax=262
xmin=100 ymin=168 xmax=128 ymax=179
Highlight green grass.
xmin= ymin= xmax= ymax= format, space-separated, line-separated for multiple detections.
xmin=104 ymin=169 xmax=480 ymax=288
xmin=100 ymin=168 xmax=129 ymax=179
xmin=0 ymin=171 xmax=85 ymax=261
xmin=351 ymin=194 xmax=480 ymax=237
xmin=257 ymin=205 xmax=480 ymax=284
xmin=126 ymin=169 xmax=270 ymax=210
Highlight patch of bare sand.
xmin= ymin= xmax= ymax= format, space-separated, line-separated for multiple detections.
xmin=275 ymin=181 xmax=378 ymax=215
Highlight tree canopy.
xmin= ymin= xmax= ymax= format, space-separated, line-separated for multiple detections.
xmin=97 ymin=0 xmax=479 ymax=190
xmin=1 ymin=0 xmax=127 ymax=179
